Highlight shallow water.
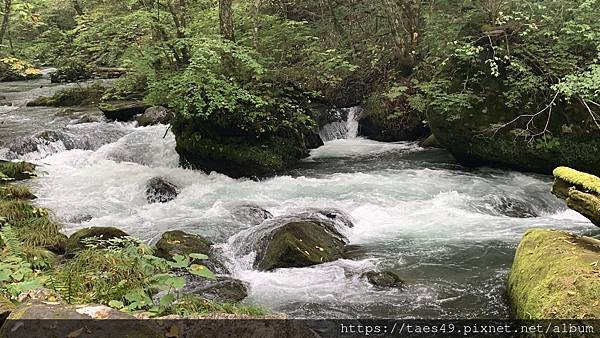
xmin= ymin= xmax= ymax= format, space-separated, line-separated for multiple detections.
xmin=1 ymin=77 xmax=597 ymax=319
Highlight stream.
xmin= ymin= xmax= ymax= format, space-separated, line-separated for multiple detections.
xmin=1 ymin=75 xmax=597 ymax=319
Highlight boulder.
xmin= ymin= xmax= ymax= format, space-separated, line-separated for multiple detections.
xmin=155 ymin=230 xmax=228 ymax=274
xmin=184 ymin=275 xmax=248 ymax=302
xmin=0 ymin=57 xmax=42 ymax=82
xmin=341 ymin=245 xmax=366 ymax=260
xmin=98 ymin=101 xmax=149 ymax=121
xmin=507 ymin=229 xmax=600 ymax=319
xmin=26 ymin=85 xmax=104 ymax=107
xmin=255 ymin=220 xmax=348 ymax=271
xmin=362 ymin=271 xmax=405 ymax=288
xmin=137 ymin=106 xmax=173 ymax=126
xmin=0 ymin=302 xmax=161 ymax=337
xmin=65 ymin=227 xmax=129 ymax=255
xmin=427 ymin=52 xmax=600 ymax=174
xmin=145 ymin=177 xmax=178 ymax=204
xmin=230 ymin=204 xmax=273 ymax=226
xmin=551 ymin=167 xmax=600 ymax=227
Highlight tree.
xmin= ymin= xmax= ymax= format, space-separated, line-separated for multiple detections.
xmin=219 ymin=0 xmax=234 ymax=41
xmin=0 ymin=0 xmax=11 ymax=46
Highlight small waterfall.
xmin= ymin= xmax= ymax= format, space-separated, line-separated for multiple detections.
xmin=319 ymin=106 xmax=361 ymax=141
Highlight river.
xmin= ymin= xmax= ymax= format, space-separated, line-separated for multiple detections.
xmin=1 ymin=75 xmax=597 ymax=319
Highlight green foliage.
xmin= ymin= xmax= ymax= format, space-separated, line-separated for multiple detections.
xmin=0 ymin=226 xmax=46 ymax=300
xmin=0 ymin=161 xmax=36 ymax=181
xmin=0 ymin=57 xmax=41 ymax=81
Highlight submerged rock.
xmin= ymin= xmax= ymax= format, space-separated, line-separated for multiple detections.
xmin=65 ymin=227 xmax=129 ymax=255
xmin=184 ymin=275 xmax=248 ymax=303
xmin=476 ymin=196 xmax=539 ymax=218
xmin=137 ymin=106 xmax=173 ymax=126
xmin=362 ymin=271 xmax=405 ymax=288
xmin=155 ymin=230 xmax=228 ymax=274
xmin=507 ymin=229 xmax=600 ymax=319
xmin=145 ymin=177 xmax=178 ymax=204
xmin=99 ymin=100 xmax=149 ymax=121
xmin=255 ymin=220 xmax=348 ymax=271
xmin=230 ymin=204 xmax=273 ymax=226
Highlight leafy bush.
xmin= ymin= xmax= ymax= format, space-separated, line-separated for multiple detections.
xmin=0 ymin=57 xmax=41 ymax=82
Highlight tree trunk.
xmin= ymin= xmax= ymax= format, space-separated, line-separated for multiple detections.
xmin=0 ymin=0 xmax=11 ymax=46
xmin=72 ymin=0 xmax=84 ymax=16
xmin=219 ymin=0 xmax=234 ymax=41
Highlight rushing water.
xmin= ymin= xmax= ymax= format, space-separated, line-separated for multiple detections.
xmin=1 ymin=77 xmax=598 ymax=319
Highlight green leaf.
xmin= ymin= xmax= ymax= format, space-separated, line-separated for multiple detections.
xmin=169 ymin=255 xmax=189 ymax=269
xmin=189 ymin=253 xmax=209 ymax=260
xmin=108 ymin=300 xmax=124 ymax=309
xmin=188 ymin=264 xmax=216 ymax=280
xmin=159 ymin=293 xmax=175 ymax=306
xmin=0 ymin=270 xmax=10 ymax=282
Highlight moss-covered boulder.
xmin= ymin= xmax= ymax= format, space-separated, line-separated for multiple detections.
xmin=155 ymin=230 xmax=228 ymax=274
xmin=0 ymin=58 xmax=42 ymax=82
xmin=0 ymin=161 xmax=36 ymax=181
xmin=507 ymin=229 xmax=600 ymax=319
xmin=174 ymin=128 xmax=310 ymax=178
xmin=99 ymin=101 xmax=149 ymax=121
xmin=419 ymin=134 xmax=441 ymax=148
xmin=65 ymin=227 xmax=128 ymax=255
xmin=552 ymin=167 xmax=600 ymax=227
xmin=362 ymin=270 xmax=405 ymax=288
xmin=255 ymin=220 xmax=348 ymax=271
xmin=26 ymin=85 xmax=105 ymax=107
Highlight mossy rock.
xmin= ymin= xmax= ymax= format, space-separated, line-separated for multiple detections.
xmin=552 ymin=167 xmax=600 ymax=227
xmin=419 ymin=134 xmax=442 ymax=148
xmin=0 ymin=161 xmax=36 ymax=181
xmin=362 ymin=270 xmax=405 ymax=288
xmin=0 ymin=57 xmax=42 ymax=82
xmin=256 ymin=221 xmax=348 ymax=271
xmin=99 ymin=101 xmax=149 ymax=121
xmin=137 ymin=106 xmax=173 ymax=126
xmin=26 ymin=85 xmax=105 ymax=107
xmin=65 ymin=227 xmax=128 ymax=255
xmin=155 ymin=230 xmax=228 ymax=274
xmin=507 ymin=229 xmax=600 ymax=319
xmin=553 ymin=167 xmax=600 ymax=195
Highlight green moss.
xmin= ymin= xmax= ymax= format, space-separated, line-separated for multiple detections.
xmin=507 ymin=229 xmax=600 ymax=319
xmin=0 ymin=161 xmax=36 ymax=181
xmin=155 ymin=230 xmax=212 ymax=260
xmin=553 ymin=167 xmax=600 ymax=195
xmin=26 ymin=84 xmax=105 ymax=107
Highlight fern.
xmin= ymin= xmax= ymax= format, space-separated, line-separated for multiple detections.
xmin=48 ymin=274 xmax=77 ymax=304
xmin=0 ymin=225 xmax=25 ymax=259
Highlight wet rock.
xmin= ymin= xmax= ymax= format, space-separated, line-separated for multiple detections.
xmin=99 ymin=100 xmax=149 ymax=121
xmin=145 ymin=177 xmax=178 ymax=203
xmin=295 ymin=208 xmax=355 ymax=228
xmin=419 ymin=134 xmax=442 ymax=148
xmin=66 ymin=214 xmax=93 ymax=223
xmin=155 ymin=230 xmax=228 ymax=274
xmin=363 ymin=271 xmax=405 ymax=288
xmin=342 ymin=245 xmax=366 ymax=260
xmin=26 ymin=85 xmax=104 ymax=107
xmin=231 ymin=204 xmax=273 ymax=226
xmin=65 ymin=227 xmax=129 ymax=255
xmin=491 ymin=197 xmax=538 ymax=218
xmin=72 ymin=114 xmax=101 ymax=124
xmin=137 ymin=106 xmax=173 ymax=126
xmin=255 ymin=220 xmax=348 ymax=271
xmin=184 ymin=275 xmax=248 ymax=302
